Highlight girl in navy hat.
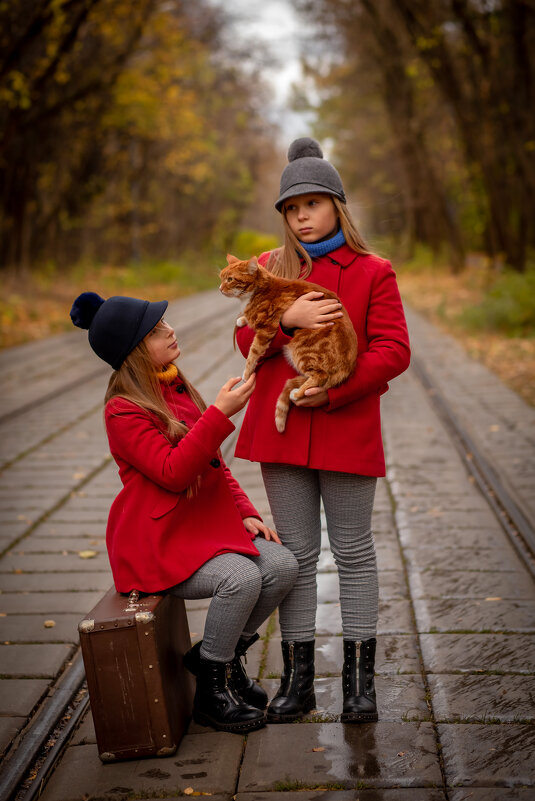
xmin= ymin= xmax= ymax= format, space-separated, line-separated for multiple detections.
xmin=234 ymin=138 xmax=411 ymax=724
xmin=70 ymin=292 xmax=298 ymax=734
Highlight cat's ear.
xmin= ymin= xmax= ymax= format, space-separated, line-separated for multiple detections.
xmin=226 ymin=254 xmax=239 ymax=264
xmin=247 ymin=257 xmax=259 ymax=274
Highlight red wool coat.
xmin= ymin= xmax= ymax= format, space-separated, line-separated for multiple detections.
xmin=105 ymin=379 xmax=260 ymax=593
xmin=235 ymin=245 xmax=411 ymax=476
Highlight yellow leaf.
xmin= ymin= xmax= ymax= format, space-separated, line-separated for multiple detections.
xmin=44 ymin=620 xmax=56 ymax=628
xmin=312 ymin=747 xmax=325 ymax=752
xmin=184 ymin=788 xmax=194 ymax=795
xmin=78 ymin=550 xmax=98 ymax=559
xmin=485 ymin=597 xmax=502 ymax=601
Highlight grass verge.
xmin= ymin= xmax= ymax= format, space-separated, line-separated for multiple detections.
xmin=396 ymin=250 xmax=535 ymax=407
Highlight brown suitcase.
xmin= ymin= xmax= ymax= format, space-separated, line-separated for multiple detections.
xmin=79 ymin=586 xmax=195 ymax=762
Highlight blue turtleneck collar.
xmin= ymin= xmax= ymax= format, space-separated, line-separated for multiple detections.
xmin=299 ymin=228 xmax=346 ymax=258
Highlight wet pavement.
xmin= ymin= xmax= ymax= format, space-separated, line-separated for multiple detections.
xmin=0 ymin=290 xmax=534 ymax=800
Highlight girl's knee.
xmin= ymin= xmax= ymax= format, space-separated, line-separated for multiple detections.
xmin=284 ymin=549 xmax=299 ymax=581
xmin=269 ymin=548 xmax=299 ymax=590
xmin=217 ymin=560 xmax=262 ymax=601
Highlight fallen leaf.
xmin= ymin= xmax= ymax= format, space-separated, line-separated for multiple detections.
xmin=485 ymin=597 xmax=502 ymax=601
xmin=78 ymin=550 xmax=98 ymax=559
xmin=397 ymin=751 xmax=407 ymax=757
xmin=73 ymin=472 xmax=86 ymax=480
xmin=312 ymin=747 xmax=325 ymax=752
xmin=184 ymin=788 xmax=194 ymax=795
xmin=489 ymin=424 xmax=500 ymax=432
xmin=13 ymin=569 xmax=23 ymax=574
xmin=0 ymin=613 xmax=7 ymax=617
xmin=44 ymin=620 xmax=56 ymax=628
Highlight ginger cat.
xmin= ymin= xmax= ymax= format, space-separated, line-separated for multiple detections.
xmin=219 ymin=254 xmax=358 ymax=433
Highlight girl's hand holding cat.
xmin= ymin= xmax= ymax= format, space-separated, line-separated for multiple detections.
xmin=293 ymin=386 xmax=329 ymax=408
xmin=243 ymin=517 xmax=282 ymax=543
xmin=214 ymin=375 xmax=256 ymax=417
xmin=281 ymin=291 xmax=343 ymax=330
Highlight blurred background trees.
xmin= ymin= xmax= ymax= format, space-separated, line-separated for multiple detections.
xmin=0 ymin=0 xmax=280 ymax=271
xmin=1 ymin=0 xmax=534 ymax=275
xmin=296 ymin=0 xmax=535 ymax=272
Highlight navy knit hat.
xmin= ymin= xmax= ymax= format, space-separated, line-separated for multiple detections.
xmin=70 ymin=292 xmax=168 ymax=370
xmin=275 ymin=137 xmax=346 ymax=212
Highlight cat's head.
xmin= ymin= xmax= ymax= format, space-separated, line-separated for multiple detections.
xmin=219 ymin=254 xmax=260 ymax=297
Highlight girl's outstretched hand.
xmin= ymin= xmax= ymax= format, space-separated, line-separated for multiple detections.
xmin=243 ymin=517 xmax=282 ymax=543
xmin=214 ymin=374 xmax=256 ymax=417
xmin=281 ymin=291 xmax=343 ymax=330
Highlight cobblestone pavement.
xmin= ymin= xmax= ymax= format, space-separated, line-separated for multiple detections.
xmin=0 ymin=290 xmax=534 ymax=800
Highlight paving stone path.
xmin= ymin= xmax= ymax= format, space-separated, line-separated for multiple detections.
xmin=0 ymin=289 xmax=534 ymax=800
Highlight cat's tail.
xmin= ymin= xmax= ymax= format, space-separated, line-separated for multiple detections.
xmin=275 ymin=376 xmax=307 ymax=433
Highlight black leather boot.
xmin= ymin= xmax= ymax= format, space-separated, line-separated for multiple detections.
xmin=183 ymin=636 xmax=267 ymax=709
xmin=266 ymin=640 xmax=316 ymax=723
xmin=230 ymin=634 xmax=268 ymax=709
xmin=341 ymin=638 xmax=378 ymax=723
xmin=192 ymin=657 xmax=265 ymax=733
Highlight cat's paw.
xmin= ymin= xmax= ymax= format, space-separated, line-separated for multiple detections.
xmin=275 ymin=417 xmax=286 ymax=433
xmin=290 ymin=388 xmax=302 ymax=402
xmin=236 ymin=316 xmax=247 ymax=327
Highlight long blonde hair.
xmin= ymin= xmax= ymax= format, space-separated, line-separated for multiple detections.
xmin=267 ymin=196 xmax=370 ymax=279
xmin=105 ymin=340 xmax=207 ymax=493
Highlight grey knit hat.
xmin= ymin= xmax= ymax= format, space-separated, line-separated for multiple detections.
xmin=275 ymin=137 xmax=346 ymax=212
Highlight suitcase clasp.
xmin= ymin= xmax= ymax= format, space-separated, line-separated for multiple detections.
xmin=135 ymin=611 xmax=155 ymax=624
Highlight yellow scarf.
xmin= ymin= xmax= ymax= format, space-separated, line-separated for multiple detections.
xmin=156 ymin=363 xmax=178 ymax=384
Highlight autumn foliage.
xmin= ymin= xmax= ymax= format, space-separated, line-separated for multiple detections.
xmin=0 ymin=0 xmax=278 ymax=271
xmin=296 ymin=0 xmax=535 ymax=273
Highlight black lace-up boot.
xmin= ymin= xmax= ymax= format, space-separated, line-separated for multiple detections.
xmin=183 ymin=636 xmax=267 ymax=709
xmin=230 ymin=634 xmax=268 ymax=709
xmin=341 ymin=638 xmax=378 ymax=723
xmin=266 ymin=640 xmax=316 ymax=723
xmin=192 ymin=657 xmax=265 ymax=733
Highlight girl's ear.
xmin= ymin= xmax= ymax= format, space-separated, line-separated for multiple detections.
xmin=226 ymin=254 xmax=239 ymax=264
xmin=247 ymin=257 xmax=258 ymax=274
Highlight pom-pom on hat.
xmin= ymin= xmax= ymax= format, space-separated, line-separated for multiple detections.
xmin=70 ymin=292 xmax=168 ymax=370
xmin=275 ymin=137 xmax=346 ymax=212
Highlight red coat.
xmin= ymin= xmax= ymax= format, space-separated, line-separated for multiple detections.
xmin=235 ymin=246 xmax=411 ymax=476
xmin=105 ymin=379 xmax=260 ymax=593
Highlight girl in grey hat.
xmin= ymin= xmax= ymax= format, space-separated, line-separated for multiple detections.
xmin=234 ymin=138 xmax=411 ymax=724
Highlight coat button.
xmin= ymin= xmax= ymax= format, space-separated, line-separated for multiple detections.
xmin=176 ymin=384 xmax=186 ymax=393
xmin=210 ymin=458 xmax=221 ymax=468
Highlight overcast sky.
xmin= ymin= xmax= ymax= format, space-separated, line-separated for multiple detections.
xmin=208 ymin=0 xmax=316 ymax=140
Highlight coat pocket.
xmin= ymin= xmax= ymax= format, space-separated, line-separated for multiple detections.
xmin=150 ymin=490 xmax=181 ymax=519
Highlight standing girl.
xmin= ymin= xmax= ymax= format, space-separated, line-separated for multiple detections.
xmin=70 ymin=292 xmax=298 ymax=734
xmin=234 ymin=138 xmax=411 ymax=723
